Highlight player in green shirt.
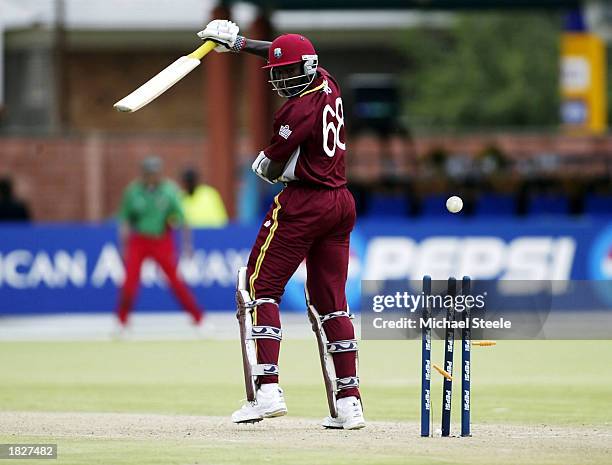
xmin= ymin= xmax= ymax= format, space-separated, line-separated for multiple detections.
xmin=115 ymin=157 xmax=204 ymax=333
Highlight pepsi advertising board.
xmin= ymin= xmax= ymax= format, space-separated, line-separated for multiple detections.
xmin=0 ymin=219 xmax=611 ymax=315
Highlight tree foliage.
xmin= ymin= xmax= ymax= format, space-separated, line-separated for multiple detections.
xmin=402 ymin=13 xmax=562 ymax=129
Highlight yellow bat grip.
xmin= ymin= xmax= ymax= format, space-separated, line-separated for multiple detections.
xmin=188 ymin=41 xmax=217 ymax=60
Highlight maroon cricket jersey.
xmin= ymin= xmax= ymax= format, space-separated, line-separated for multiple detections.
xmin=262 ymin=67 xmax=347 ymax=188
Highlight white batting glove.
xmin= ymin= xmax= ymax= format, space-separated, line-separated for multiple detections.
xmin=197 ymin=20 xmax=239 ymax=53
xmin=252 ymin=152 xmax=277 ymax=184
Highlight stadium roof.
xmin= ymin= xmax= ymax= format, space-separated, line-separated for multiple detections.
xmin=248 ymin=0 xmax=581 ymax=8
xmin=0 ymin=0 xmax=580 ymax=32
xmin=0 ymin=0 xmax=217 ymax=30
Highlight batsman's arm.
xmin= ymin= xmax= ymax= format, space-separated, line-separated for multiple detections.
xmin=252 ymin=151 xmax=286 ymax=184
xmin=239 ymin=37 xmax=271 ymax=59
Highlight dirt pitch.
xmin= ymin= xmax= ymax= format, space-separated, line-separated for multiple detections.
xmin=1 ymin=412 xmax=611 ymax=465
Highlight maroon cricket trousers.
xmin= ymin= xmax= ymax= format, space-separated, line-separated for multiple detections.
xmin=246 ymin=183 xmax=359 ymax=400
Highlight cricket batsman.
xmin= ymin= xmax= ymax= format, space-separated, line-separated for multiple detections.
xmin=198 ymin=21 xmax=365 ymax=429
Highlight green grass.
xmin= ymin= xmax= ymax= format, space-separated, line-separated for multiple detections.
xmin=0 ymin=436 xmax=494 ymax=465
xmin=1 ymin=340 xmax=611 ymax=424
xmin=1 ymin=339 xmax=611 ymax=464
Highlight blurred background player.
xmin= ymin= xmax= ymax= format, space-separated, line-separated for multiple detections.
xmin=198 ymin=20 xmax=364 ymax=429
xmin=0 ymin=177 xmax=31 ymax=222
xmin=180 ymin=167 xmax=228 ymax=228
xmin=115 ymin=156 xmax=204 ymax=336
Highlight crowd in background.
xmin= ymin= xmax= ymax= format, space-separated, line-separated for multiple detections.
xmin=0 ymin=177 xmax=30 ymax=222
xmin=348 ymin=145 xmax=612 ymax=219
xmin=4 ymin=143 xmax=611 ymax=224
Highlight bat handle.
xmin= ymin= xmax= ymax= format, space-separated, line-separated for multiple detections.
xmin=188 ymin=41 xmax=217 ymax=60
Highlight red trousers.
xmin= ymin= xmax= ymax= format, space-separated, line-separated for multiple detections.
xmin=247 ymin=184 xmax=359 ymax=399
xmin=116 ymin=232 xmax=203 ymax=325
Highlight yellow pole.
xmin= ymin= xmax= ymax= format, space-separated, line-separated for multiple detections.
xmin=561 ymin=33 xmax=607 ymax=134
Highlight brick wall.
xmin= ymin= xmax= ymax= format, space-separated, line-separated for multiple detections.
xmin=0 ymin=135 xmax=231 ymax=221
xmin=0 ymin=133 xmax=610 ymax=221
xmin=349 ymin=133 xmax=612 ymax=181
xmin=65 ymin=51 xmax=207 ymax=132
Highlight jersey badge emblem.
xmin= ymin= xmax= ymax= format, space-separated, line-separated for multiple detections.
xmin=279 ymin=124 xmax=292 ymax=140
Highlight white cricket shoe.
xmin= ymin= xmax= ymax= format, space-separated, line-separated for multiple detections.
xmin=232 ymin=384 xmax=287 ymax=424
xmin=322 ymin=396 xmax=366 ymax=430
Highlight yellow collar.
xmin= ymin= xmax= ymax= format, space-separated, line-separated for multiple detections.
xmin=300 ymin=80 xmax=326 ymax=97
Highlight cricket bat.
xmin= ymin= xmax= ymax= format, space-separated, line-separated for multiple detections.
xmin=113 ymin=41 xmax=216 ymax=113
